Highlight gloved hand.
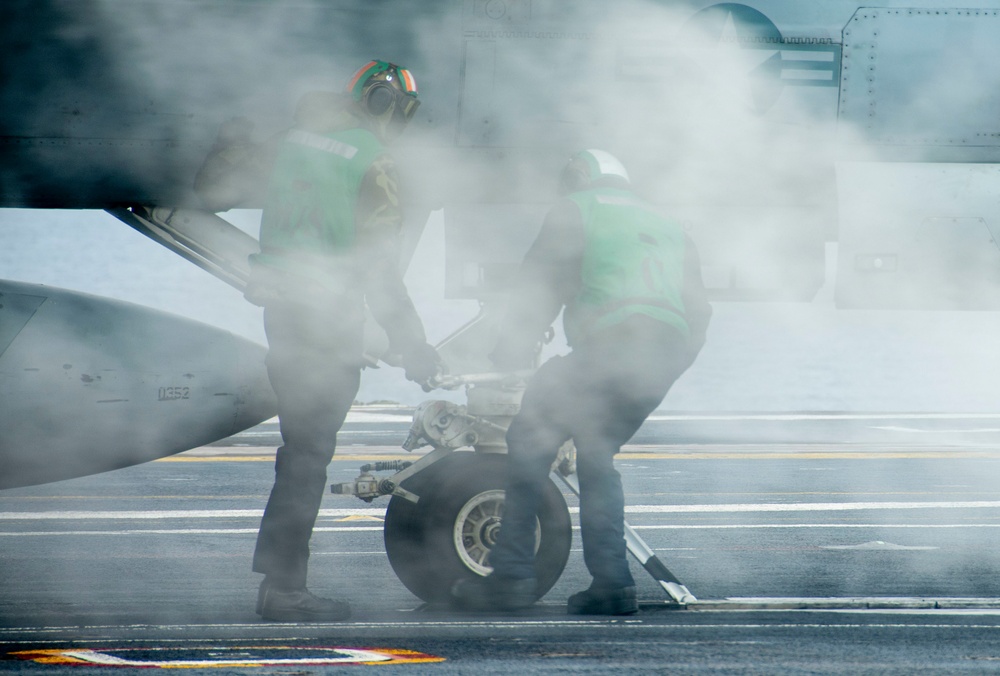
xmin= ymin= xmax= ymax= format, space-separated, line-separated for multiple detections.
xmin=403 ymin=342 xmax=444 ymax=392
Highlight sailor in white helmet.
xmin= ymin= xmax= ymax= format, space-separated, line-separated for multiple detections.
xmin=452 ymin=149 xmax=711 ymax=615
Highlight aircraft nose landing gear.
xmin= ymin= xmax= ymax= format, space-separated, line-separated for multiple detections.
xmin=382 ymin=451 xmax=571 ymax=603
xmin=333 ymin=372 xmax=695 ymax=606
xmin=333 ymin=374 xmax=572 ymax=603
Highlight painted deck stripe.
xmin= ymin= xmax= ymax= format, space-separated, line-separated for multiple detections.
xmin=618 ymin=451 xmax=1000 ymax=460
xmin=157 ymin=450 xmax=1000 ymax=462
xmin=0 ymin=508 xmax=383 ymax=520
xmin=623 ymin=500 xmax=1000 ymax=513
xmin=315 ymin=411 xmax=1000 ymax=424
xmin=0 ymin=528 xmax=383 ymax=536
xmin=4 ymin=500 xmax=1000 ymax=521
xmin=630 ymin=523 xmax=1000 ymax=530
xmin=8 ymin=616 xmax=1000 ymax=639
xmin=644 ymin=413 xmax=1000 ymax=422
xmin=6 ymin=523 xmax=1000 ymax=537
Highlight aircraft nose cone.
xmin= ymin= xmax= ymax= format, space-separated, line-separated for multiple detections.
xmin=0 ymin=280 xmax=277 ymax=488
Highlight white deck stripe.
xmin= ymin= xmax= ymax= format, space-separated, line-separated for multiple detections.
xmin=644 ymin=412 xmax=1000 ymax=422
xmin=0 ymin=527 xmax=383 ymax=536
xmin=4 ymin=500 xmax=1000 ymax=521
xmin=8 ymin=615 xmax=1000 ymax=638
xmin=624 ymin=500 xmax=1000 ymax=513
xmin=5 ymin=523 xmax=1000 ymax=537
xmin=0 ymin=508 xmax=382 ymax=520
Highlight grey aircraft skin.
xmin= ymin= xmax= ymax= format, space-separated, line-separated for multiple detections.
xmin=5 ymin=0 xmax=1000 ymax=302
xmin=0 ymin=279 xmax=276 ymax=489
xmin=4 ymin=0 xmax=1000 ymax=602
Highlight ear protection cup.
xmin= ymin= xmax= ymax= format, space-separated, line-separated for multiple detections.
xmin=558 ymin=150 xmax=630 ymax=194
xmin=558 ymin=158 xmax=591 ymax=195
xmin=364 ymin=82 xmax=395 ymax=117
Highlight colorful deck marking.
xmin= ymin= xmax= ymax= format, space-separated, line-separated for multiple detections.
xmin=11 ymin=646 xmax=445 ymax=668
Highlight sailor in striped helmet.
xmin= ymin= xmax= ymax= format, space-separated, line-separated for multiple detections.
xmin=452 ymin=149 xmax=712 ymax=615
xmin=248 ymin=61 xmax=440 ymax=622
xmin=345 ymin=60 xmax=420 ymax=143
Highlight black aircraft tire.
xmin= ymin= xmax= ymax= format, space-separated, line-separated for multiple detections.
xmin=383 ymin=452 xmax=572 ymax=603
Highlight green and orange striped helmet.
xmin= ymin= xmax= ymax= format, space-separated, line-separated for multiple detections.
xmin=346 ymin=60 xmax=418 ymax=101
xmin=345 ymin=61 xmax=420 ymax=141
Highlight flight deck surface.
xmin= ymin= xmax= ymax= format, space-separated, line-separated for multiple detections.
xmin=5 ymin=408 xmax=1000 ymax=673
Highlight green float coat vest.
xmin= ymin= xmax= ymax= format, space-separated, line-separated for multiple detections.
xmin=563 ymin=187 xmax=690 ymax=346
xmin=253 ymin=127 xmax=384 ymax=294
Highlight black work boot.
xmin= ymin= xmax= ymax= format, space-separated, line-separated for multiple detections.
xmin=257 ymin=580 xmax=351 ymax=622
xmin=567 ymin=585 xmax=638 ymax=616
xmin=450 ymin=575 xmax=538 ymax=611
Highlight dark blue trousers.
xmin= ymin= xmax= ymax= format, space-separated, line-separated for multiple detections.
xmin=489 ymin=318 xmax=691 ymax=589
xmin=252 ymin=301 xmax=362 ymax=590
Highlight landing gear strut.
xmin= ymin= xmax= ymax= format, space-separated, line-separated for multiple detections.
xmin=333 ymin=372 xmax=695 ymax=605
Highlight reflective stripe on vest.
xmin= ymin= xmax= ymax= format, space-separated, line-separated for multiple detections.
xmin=253 ymin=127 xmax=383 ymax=294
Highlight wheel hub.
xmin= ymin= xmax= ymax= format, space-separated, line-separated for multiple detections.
xmin=453 ymin=489 xmax=541 ymax=576
xmin=480 ymin=516 xmax=502 ymax=547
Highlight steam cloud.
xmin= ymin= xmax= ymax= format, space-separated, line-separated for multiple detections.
xmin=5 ymin=0 xmax=1000 ymax=626
xmin=5 ymin=0 xmax=1000 ymax=409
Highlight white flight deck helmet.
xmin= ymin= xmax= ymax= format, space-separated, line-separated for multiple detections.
xmin=558 ymin=149 xmax=631 ymax=194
